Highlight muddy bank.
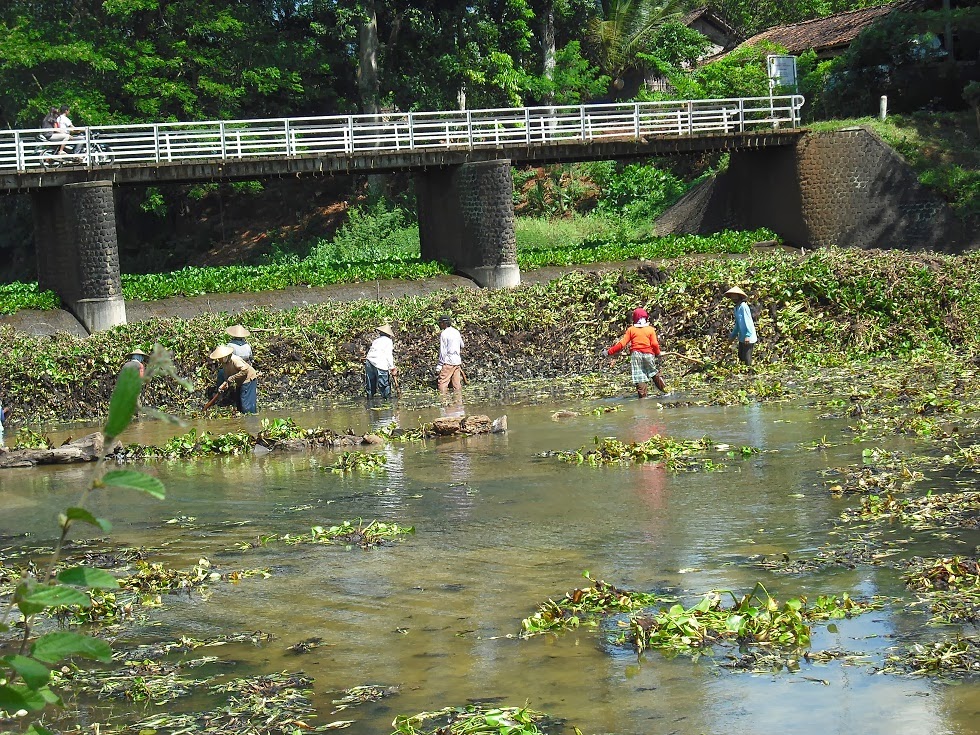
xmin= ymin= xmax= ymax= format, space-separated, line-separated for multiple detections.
xmin=1 ymin=247 xmax=978 ymax=426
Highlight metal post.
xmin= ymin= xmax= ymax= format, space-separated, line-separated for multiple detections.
xmin=524 ymin=108 xmax=530 ymax=145
xmin=219 ymin=121 xmax=227 ymax=160
xmin=153 ymin=126 xmax=161 ymax=163
xmin=408 ymin=113 xmax=415 ymax=149
xmin=634 ymin=103 xmax=640 ymax=139
xmin=347 ymin=116 xmax=354 ymax=154
xmin=14 ymin=132 xmax=23 ymax=172
xmin=467 ymin=110 xmax=473 ymax=150
xmin=579 ymin=105 xmax=586 ymax=141
xmin=284 ymin=120 xmax=291 ymax=156
xmin=687 ymin=101 xmax=694 ymax=134
xmin=738 ymin=99 xmax=745 ymax=132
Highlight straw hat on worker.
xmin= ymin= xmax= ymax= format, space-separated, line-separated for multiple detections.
xmin=377 ymin=324 xmax=395 ymax=338
xmin=209 ymin=344 xmax=234 ymax=361
xmin=724 ymin=286 xmax=747 ymax=300
xmin=226 ymin=324 xmax=250 ymax=338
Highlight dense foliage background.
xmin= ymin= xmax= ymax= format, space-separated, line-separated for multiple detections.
xmin=1 ymin=0 xmax=974 ymax=287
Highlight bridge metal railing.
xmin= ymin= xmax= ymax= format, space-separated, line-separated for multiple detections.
xmin=0 ymin=95 xmax=805 ymax=174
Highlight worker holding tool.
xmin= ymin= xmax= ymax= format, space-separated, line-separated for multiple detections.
xmin=365 ymin=324 xmax=398 ymax=400
xmin=435 ymin=315 xmax=465 ymax=398
xmin=725 ymin=286 xmax=757 ymax=366
xmin=207 ymin=344 xmax=258 ymax=413
xmin=603 ymin=307 xmax=669 ymax=399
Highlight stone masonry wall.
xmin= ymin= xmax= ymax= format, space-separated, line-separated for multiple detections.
xmin=417 ymin=160 xmax=517 ymax=284
xmin=64 ymin=181 xmax=123 ymax=299
xmin=655 ymin=128 xmax=974 ymax=253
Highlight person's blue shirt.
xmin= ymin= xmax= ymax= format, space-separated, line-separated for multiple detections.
xmin=731 ymin=301 xmax=757 ymax=343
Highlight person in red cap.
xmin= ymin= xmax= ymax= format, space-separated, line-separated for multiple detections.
xmin=603 ymin=307 xmax=669 ymax=398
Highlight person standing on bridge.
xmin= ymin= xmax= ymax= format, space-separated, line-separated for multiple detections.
xmin=603 ymin=308 xmax=669 ymax=399
xmin=725 ymin=286 xmax=757 ymax=366
xmin=209 ymin=344 xmax=258 ymax=414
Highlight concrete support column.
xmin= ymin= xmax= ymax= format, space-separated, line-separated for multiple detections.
xmin=32 ymin=181 xmax=126 ymax=332
xmin=417 ymin=160 xmax=520 ymax=288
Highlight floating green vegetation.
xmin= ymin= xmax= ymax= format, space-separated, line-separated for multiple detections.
xmin=521 ymin=574 xmax=676 ymax=637
xmin=623 ymin=583 xmax=880 ymax=655
xmin=119 ymin=632 xmax=276 ymax=662
xmin=130 ymin=672 xmax=345 ymax=734
xmin=903 ymin=557 xmax=980 ymax=624
xmin=376 ymin=421 xmax=435 ymax=442
xmin=57 ymin=658 xmax=208 ymax=704
xmin=241 ymin=519 xmax=415 ymax=550
xmin=822 ymin=451 xmax=926 ymax=496
xmin=331 ymin=684 xmax=399 ymax=713
xmin=12 ymin=427 xmax=54 ymax=450
xmin=843 ymin=491 xmax=980 ymax=530
xmin=883 ymin=637 xmax=980 ymax=677
xmin=752 ymin=530 xmax=908 ymax=574
xmin=392 ymin=704 xmax=559 ymax=735
xmin=48 ymin=558 xmax=271 ymax=625
xmin=321 ymin=451 xmax=388 ymax=474
xmin=555 ymin=434 xmax=758 ymax=471
xmin=115 ymin=427 xmax=257 ymax=459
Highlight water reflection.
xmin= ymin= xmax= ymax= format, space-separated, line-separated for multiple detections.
xmin=0 ymin=400 xmax=976 ymax=735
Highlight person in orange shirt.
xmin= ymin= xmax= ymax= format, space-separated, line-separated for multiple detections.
xmin=603 ymin=308 xmax=669 ymax=398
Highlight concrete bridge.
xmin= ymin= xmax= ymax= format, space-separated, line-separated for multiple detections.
xmin=0 ymin=95 xmax=805 ymax=332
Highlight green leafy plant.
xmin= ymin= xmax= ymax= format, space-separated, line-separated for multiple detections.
xmin=0 ymin=354 xmax=170 ymax=731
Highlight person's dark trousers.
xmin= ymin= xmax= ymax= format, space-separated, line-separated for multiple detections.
xmin=238 ymin=379 xmax=258 ymax=413
xmin=738 ymin=342 xmax=755 ymax=366
xmin=364 ymin=361 xmax=391 ymax=399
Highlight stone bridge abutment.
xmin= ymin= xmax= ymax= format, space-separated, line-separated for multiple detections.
xmin=32 ymin=181 xmax=126 ymax=333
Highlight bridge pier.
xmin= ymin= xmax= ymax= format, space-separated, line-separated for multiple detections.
xmin=32 ymin=181 xmax=126 ymax=333
xmin=416 ymin=160 xmax=520 ymax=288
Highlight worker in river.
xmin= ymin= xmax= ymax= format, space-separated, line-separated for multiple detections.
xmin=365 ymin=324 xmax=397 ymax=399
xmin=209 ymin=344 xmax=258 ymax=414
xmin=725 ymin=286 xmax=758 ymax=366
xmin=603 ymin=307 xmax=669 ymax=399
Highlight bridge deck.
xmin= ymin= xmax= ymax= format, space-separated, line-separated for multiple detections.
xmin=0 ymin=96 xmax=805 ymax=191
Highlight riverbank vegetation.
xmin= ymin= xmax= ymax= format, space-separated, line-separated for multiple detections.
xmin=3 ymin=246 xmax=980 ymax=425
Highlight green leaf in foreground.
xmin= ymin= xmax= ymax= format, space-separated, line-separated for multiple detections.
xmin=0 ymin=683 xmax=49 ymax=713
xmin=30 ymin=631 xmax=113 ymax=664
xmin=1 ymin=655 xmax=52 ymax=689
xmin=56 ymin=566 xmax=120 ymax=590
xmin=100 ymin=470 xmax=165 ymax=499
xmin=17 ymin=583 xmax=91 ymax=611
xmin=104 ymin=364 xmax=143 ymax=440
xmin=60 ymin=507 xmax=112 ymax=533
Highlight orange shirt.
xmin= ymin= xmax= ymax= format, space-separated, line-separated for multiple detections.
xmin=607 ymin=325 xmax=661 ymax=356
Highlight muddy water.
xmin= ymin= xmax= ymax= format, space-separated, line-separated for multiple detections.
xmin=1 ymin=398 xmax=979 ymax=735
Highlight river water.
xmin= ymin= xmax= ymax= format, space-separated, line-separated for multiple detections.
xmin=1 ymin=396 xmax=978 ymax=735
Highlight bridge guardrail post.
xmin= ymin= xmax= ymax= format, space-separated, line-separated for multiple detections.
xmin=408 ymin=113 xmax=415 ymax=150
xmin=284 ymin=119 xmax=292 ymax=157
xmin=687 ymin=101 xmax=694 ymax=134
xmin=467 ymin=110 xmax=473 ymax=150
xmin=524 ymin=109 xmax=530 ymax=145
xmin=346 ymin=116 xmax=354 ymax=154
xmin=153 ymin=126 xmax=160 ymax=163
xmin=738 ymin=100 xmax=745 ymax=133
xmin=83 ymin=129 xmax=92 ymax=168
xmin=634 ymin=103 xmax=640 ymax=139
xmin=14 ymin=131 xmax=24 ymax=172
xmin=220 ymin=121 xmax=227 ymax=160
xmin=579 ymin=106 xmax=585 ymax=141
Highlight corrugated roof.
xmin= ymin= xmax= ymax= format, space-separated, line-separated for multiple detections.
xmin=733 ymin=4 xmax=898 ymax=56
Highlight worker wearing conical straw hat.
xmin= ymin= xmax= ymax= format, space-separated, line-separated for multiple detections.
xmin=209 ymin=344 xmax=259 ymax=413
xmin=365 ymin=324 xmax=397 ymax=399
xmin=124 ymin=348 xmax=148 ymax=378
xmin=225 ymin=324 xmax=253 ymax=360
xmin=603 ymin=307 xmax=669 ymax=399
xmin=725 ymin=286 xmax=757 ymax=366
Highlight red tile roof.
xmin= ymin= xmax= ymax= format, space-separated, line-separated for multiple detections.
xmin=733 ymin=4 xmax=898 ymax=56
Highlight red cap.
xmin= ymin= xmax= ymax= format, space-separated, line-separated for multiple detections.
xmin=632 ymin=308 xmax=648 ymax=321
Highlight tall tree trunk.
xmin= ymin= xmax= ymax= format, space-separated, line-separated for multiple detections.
xmin=542 ymin=0 xmax=556 ymax=103
xmin=357 ymin=0 xmax=380 ymax=116
xmin=357 ymin=0 xmax=383 ymax=194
